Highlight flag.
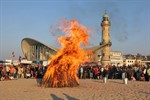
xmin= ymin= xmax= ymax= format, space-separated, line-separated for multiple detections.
xmin=12 ymin=52 xmax=15 ymax=57
xmin=19 ymin=56 xmax=21 ymax=62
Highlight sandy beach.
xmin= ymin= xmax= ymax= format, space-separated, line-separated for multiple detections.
xmin=0 ymin=79 xmax=149 ymax=100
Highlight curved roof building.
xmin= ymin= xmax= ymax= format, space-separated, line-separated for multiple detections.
xmin=21 ymin=38 xmax=58 ymax=61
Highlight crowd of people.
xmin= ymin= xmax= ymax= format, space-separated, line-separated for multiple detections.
xmin=0 ymin=64 xmax=46 ymax=81
xmin=78 ymin=64 xmax=150 ymax=82
xmin=0 ymin=63 xmax=150 ymax=82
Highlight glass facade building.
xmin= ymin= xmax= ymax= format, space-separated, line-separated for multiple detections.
xmin=21 ymin=38 xmax=57 ymax=61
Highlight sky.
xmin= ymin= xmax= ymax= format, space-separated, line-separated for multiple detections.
xmin=0 ymin=0 xmax=150 ymax=60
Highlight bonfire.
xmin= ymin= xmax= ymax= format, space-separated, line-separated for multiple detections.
xmin=41 ymin=19 xmax=91 ymax=88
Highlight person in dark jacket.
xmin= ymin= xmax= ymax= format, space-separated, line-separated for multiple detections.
xmin=36 ymin=66 xmax=44 ymax=86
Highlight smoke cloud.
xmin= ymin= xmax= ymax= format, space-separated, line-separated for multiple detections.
xmin=103 ymin=2 xmax=129 ymax=42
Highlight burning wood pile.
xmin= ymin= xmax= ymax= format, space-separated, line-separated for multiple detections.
xmin=41 ymin=19 xmax=91 ymax=88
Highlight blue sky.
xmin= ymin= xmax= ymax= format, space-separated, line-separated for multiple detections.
xmin=0 ymin=0 xmax=150 ymax=60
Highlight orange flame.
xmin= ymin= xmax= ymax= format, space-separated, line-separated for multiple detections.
xmin=41 ymin=19 xmax=91 ymax=88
